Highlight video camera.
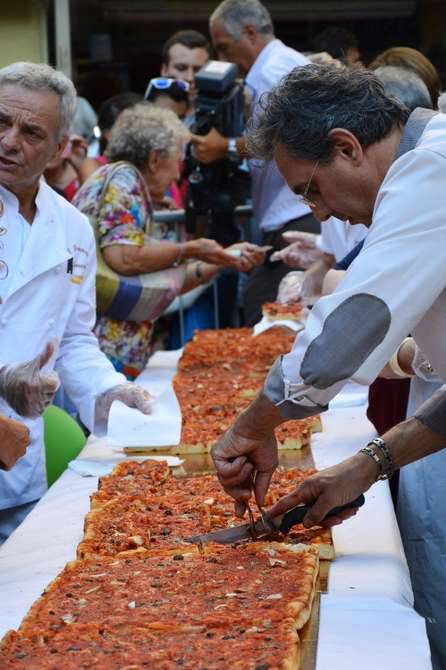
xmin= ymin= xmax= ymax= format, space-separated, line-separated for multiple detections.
xmin=185 ymin=61 xmax=250 ymax=246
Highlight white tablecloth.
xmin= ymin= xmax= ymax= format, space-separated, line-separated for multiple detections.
xmin=0 ymin=351 xmax=432 ymax=668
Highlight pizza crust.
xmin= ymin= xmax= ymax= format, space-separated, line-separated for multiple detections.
xmin=9 ymin=458 xmax=329 ymax=669
xmin=261 ymin=301 xmax=306 ymax=324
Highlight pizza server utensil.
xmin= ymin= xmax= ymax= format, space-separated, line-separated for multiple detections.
xmin=186 ymin=494 xmax=365 ymax=545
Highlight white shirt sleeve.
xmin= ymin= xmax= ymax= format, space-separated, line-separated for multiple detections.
xmin=55 ymin=223 xmax=125 ymax=432
xmin=264 ymin=147 xmax=446 ymax=419
xmin=317 ymin=217 xmax=367 ymax=262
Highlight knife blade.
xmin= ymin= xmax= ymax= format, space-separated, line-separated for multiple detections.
xmin=186 ymin=494 xmax=365 ymax=545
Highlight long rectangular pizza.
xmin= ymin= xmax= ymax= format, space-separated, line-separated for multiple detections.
xmin=0 ymin=459 xmax=329 ymax=670
xmin=3 ymin=543 xmax=319 ymax=670
xmin=86 ymin=463 xmax=334 ymax=560
xmin=143 ymin=326 xmax=321 ymax=455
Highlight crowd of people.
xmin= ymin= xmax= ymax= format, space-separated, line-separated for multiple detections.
xmin=1 ymin=0 xmax=446 ymax=666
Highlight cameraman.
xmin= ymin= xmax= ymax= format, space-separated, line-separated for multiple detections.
xmin=191 ymin=0 xmax=319 ymax=326
xmin=160 ymin=30 xmax=211 ymax=128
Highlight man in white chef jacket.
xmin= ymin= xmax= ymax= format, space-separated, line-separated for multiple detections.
xmin=211 ymin=64 xmax=446 ymax=523
xmin=0 ymin=62 xmax=153 ymax=542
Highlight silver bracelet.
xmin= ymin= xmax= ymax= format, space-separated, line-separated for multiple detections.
xmin=359 ymin=445 xmax=383 ymax=480
xmin=368 ymin=437 xmax=395 ymax=480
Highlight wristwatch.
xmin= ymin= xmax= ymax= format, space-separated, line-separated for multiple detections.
xmin=227 ymin=137 xmax=238 ymax=162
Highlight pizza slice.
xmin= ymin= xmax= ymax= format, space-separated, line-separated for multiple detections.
xmin=78 ymin=492 xmax=232 ymax=559
xmin=86 ymin=467 xmax=334 ymax=560
xmin=262 ymin=301 xmax=307 ymax=323
xmin=91 ymin=459 xmax=170 ymax=508
xmin=0 ymin=622 xmax=300 ymax=670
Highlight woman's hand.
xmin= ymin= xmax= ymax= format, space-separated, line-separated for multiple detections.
xmin=227 ymin=242 xmax=268 ymax=272
xmin=183 ymin=238 xmax=240 ymax=267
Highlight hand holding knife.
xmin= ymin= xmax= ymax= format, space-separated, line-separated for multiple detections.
xmin=187 ymin=494 xmax=365 ymax=545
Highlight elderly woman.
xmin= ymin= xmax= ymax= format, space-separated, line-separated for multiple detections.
xmin=73 ymin=103 xmax=263 ymax=379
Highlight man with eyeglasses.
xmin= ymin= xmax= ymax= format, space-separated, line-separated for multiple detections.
xmin=190 ymin=0 xmax=319 ymax=325
xmin=211 ymin=63 xmax=446 ymax=545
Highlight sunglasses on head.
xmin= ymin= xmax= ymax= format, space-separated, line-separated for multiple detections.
xmin=144 ymin=77 xmax=190 ymax=100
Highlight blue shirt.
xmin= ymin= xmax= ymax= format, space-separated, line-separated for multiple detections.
xmin=335 ymin=240 xmax=365 ymax=270
xmin=246 ymin=39 xmax=311 ymax=232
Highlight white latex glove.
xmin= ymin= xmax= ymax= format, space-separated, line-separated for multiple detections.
xmin=277 ymin=271 xmax=305 ymax=304
xmin=95 ymin=383 xmax=154 ymax=426
xmin=0 ymin=342 xmax=59 ymax=418
xmin=270 ymin=231 xmax=322 ymax=269
xmin=301 ymin=271 xmax=320 ymax=300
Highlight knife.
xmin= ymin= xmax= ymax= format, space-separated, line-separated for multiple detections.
xmin=186 ymin=494 xmax=365 ymax=545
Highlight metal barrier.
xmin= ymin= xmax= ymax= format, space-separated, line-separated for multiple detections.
xmin=152 ymin=206 xmax=254 ymax=345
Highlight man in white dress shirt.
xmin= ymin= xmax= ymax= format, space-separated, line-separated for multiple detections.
xmin=0 ymin=62 xmax=153 ymax=542
xmin=191 ymin=0 xmax=319 ymax=324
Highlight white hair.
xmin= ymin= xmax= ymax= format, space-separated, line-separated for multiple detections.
xmin=105 ymin=103 xmax=189 ymax=170
xmin=438 ymin=91 xmax=446 ymax=113
xmin=374 ymin=65 xmax=433 ymax=111
xmin=210 ymin=0 xmax=273 ymax=40
xmin=0 ymin=62 xmax=76 ymax=141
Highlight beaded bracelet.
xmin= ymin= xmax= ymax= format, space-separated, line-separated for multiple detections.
xmin=368 ymin=437 xmax=395 ymax=480
xmin=359 ymin=445 xmax=383 ymax=480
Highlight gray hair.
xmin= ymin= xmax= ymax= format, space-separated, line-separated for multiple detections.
xmin=248 ymin=64 xmax=409 ymax=163
xmin=374 ymin=65 xmax=433 ymax=112
xmin=0 ymin=62 xmax=76 ymax=141
xmin=438 ymin=92 xmax=446 ymax=113
xmin=210 ymin=0 xmax=273 ymax=40
xmin=105 ymin=103 xmax=189 ymax=170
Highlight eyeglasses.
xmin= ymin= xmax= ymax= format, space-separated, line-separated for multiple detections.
xmin=144 ymin=77 xmax=190 ymax=100
xmin=300 ymin=160 xmax=320 ymax=208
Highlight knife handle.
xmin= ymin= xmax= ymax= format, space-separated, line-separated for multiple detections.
xmin=279 ymin=494 xmax=365 ymax=534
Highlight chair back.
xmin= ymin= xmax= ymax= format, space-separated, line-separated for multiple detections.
xmin=43 ymin=405 xmax=87 ymax=487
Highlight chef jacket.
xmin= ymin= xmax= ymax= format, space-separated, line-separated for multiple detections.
xmin=0 ymin=179 xmax=125 ymax=509
xmin=264 ymin=108 xmax=446 ymax=428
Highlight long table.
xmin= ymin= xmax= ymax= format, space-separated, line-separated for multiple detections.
xmin=0 ymin=351 xmax=432 ymax=669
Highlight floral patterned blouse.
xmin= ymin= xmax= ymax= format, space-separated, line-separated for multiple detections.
xmin=73 ymin=162 xmax=158 ymax=379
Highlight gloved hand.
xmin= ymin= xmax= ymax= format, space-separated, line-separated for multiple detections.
xmin=0 ymin=342 xmax=59 ymax=418
xmin=270 ymin=231 xmax=322 ymax=269
xmin=95 ymin=383 xmax=154 ymax=426
xmin=277 ymin=271 xmax=305 ymax=304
